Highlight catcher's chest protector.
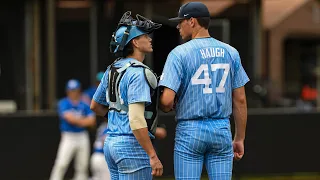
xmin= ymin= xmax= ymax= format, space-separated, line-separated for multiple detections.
xmin=108 ymin=60 xmax=159 ymax=136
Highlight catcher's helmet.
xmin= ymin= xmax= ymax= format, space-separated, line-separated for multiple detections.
xmin=110 ymin=11 xmax=162 ymax=57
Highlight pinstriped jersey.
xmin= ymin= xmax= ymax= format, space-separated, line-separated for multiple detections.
xmin=93 ymin=58 xmax=151 ymax=135
xmin=159 ymin=37 xmax=249 ymax=121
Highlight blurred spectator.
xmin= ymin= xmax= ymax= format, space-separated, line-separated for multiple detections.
xmin=49 ymin=79 xmax=96 ymax=180
xmin=82 ymin=72 xmax=104 ymax=105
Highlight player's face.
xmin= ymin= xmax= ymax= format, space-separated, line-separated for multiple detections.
xmin=177 ymin=19 xmax=192 ymax=40
xmin=67 ymin=89 xmax=81 ymax=100
xmin=134 ymin=34 xmax=153 ymax=53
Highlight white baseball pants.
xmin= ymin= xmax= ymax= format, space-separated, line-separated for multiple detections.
xmin=90 ymin=152 xmax=110 ymax=180
xmin=49 ymin=131 xmax=90 ymax=180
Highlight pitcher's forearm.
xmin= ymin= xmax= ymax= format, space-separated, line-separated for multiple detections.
xmin=233 ymin=103 xmax=247 ymax=141
xmin=232 ymin=87 xmax=248 ymax=141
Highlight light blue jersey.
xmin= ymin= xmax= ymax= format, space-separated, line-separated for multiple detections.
xmin=58 ymin=98 xmax=94 ymax=132
xmin=93 ymin=58 xmax=153 ymax=177
xmin=159 ymin=37 xmax=249 ymax=121
xmin=160 ymin=37 xmax=249 ymax=180
xmin=93 ymin=58 xmax=151 ymax=136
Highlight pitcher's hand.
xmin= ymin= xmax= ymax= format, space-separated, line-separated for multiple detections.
xmin=233 ymin=140 xmax=244 ymax=160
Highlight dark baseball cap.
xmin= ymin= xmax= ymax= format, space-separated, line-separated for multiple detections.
xmin=169 ymin=2 xmax=210 ymax=22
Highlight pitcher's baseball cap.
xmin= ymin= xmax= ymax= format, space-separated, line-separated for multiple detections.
xmin=169 ymin=2 xmax=210 ymax=22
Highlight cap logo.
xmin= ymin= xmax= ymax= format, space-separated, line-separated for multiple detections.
xmin=183 ymin=14 xmax=189 ymax=17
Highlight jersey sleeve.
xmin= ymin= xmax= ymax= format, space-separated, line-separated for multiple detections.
xmin=57 ymin=100 xmax=70 ymax=117
xmin=127 ymin=68 xmax=151 ymax=104
xmin=93 ymin=70 xmax=109 ymax=106
xmin=232 ymin=51 xmax=250 ymax=89
xmin=158 ymin=51 xmax=183 ymax=93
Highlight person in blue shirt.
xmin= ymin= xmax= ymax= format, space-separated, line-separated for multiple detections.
xmin=90 ymin=12 xmax=163 ymax=179
xmin=90 ymin=122 xmax=110 ymax=180
xmin=49 ymin=79 xmax=96 ymax=180
xmin=159 ymin=2 xmax=249 ymax=180
xmin=82 ymin=72 xmax=104 ymax=105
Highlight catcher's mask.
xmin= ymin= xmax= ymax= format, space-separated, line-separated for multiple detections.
xmin=110 ymin=11 xmax=162 ymax=57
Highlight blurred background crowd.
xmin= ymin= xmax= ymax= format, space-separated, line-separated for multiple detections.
xmin=0 ymin=0 xmax=319 ymax=180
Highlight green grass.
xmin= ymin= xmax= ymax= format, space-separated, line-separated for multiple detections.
xmin=62 ymin=173 xmax=320 ymax=180
xmin=156 ymin=173 xmax=320 ymax=180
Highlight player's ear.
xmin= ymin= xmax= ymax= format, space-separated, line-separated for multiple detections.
xmin=190 ymin=18 xmax=196 ymax=28
xmin=132 ymin=39 xmax=139 ymax=48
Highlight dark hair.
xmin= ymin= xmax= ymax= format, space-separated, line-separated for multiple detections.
xmin=196 ymin=17 xmax=210 ymax=29
xmin=115 ymin=41 xmax=134 ymax=58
